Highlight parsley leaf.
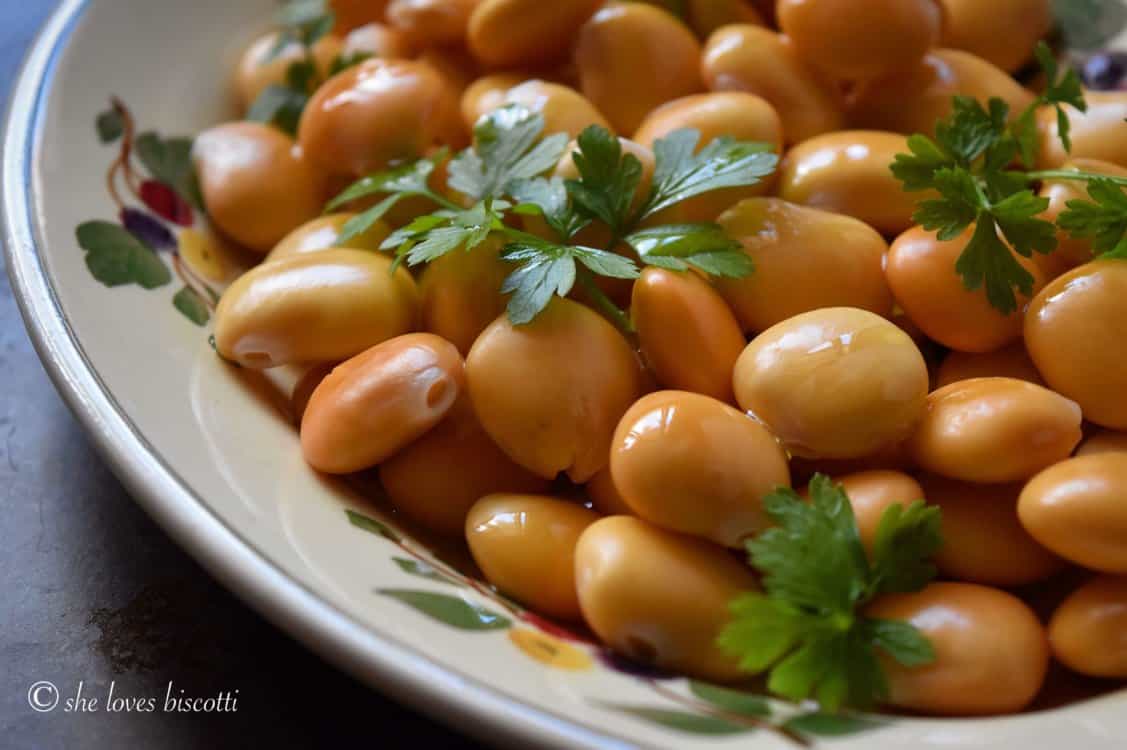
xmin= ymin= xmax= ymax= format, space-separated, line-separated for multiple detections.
xmin=641 ymin=130 xmax=777 ymax=218
xmin=1059 ymin=178 xmax=1127 ymax=258
xmin=499 ymin=238 xmax=638 ymax=324
xmin=954 ymin=218 xmax=1036 ymax=314
xmin=565 ymin=126 xmax=644 ymax=234
xmin=250 ymin=0 xmax=337 ymax=133
xmin=626 ymin=223 xmax=752 ymax=277
xmin=508 ymin=177 xmax=589 ymax=240
xmin=1035 ymin=41 xmax=1088 ymax=154
xmin=448 ymin=104 xmax=569 ymax=202
xmin=329 ymin=150 xmax=450 ymax=244
xmin=381 ymin=200 xmax=507 ymax=267
xmin=718 ymin=474 xmax=941 ymax=712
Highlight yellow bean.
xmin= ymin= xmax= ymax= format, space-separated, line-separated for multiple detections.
xmin=465 ymin=298 xmax=644 ymax=482
xmin=467 ymin=494 xmax=600 ymax=620
xmin=574 ymin=516 xmax=758 ymax=681
xmin=1019 ymin=453 xmax=1127 ymax=573
xmin=193 ymin=122 xmax=326 ymax=253
xmin=380 ymin=397 xmax=551 ymax=536
xmin=734 ymin=307 xmax=929 ymax=459
xmin=1025 ymin=259 xmax=1127 ymax=429
xmin=908 ymin=377 xmax=1081 ymax=483
xmin=1049 ymin=575 xmax=1127 ymax=678
xmin=575 ymin=3 xmax=703 ymax=135
xmin=701 ymin=25 xmax=844 ymax=144
xmin=301 ymin=333 xmax=463 ymax=473
xmin=866 ymin=582 xmax=1049 ymax=715
xmin=715 ymin=198 xmax=893 ymax=333
xmin=778 ymin=131 xmax=925 ymax=235
xmin=631 ymin=268 xmax=746 ymax=402
xmin=611 ymin=390 xmax=790 ymax=546
xmin=213 ymin=249 xmax=419 ymax=368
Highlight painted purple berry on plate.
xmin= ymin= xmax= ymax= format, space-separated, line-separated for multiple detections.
xmin=120 ymin=207 xmax=175 ymax=250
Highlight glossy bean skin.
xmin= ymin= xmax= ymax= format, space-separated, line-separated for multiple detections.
xmin=460 ymin=73 xmax=530 ymax=129
xmin=1019 ymin=454 xmax=1127 ymax=573
xmin=298 ymin=59 xmax=461 ymax=178
xmin=887 ymin=226 xmax=1045 ymax=353
xmin=866 ymin=583 xmax=1049 ymax=715
xmin=467 ymin=0 xmax=603 ymax=68
xmin=715 ymin=198 xmax=893 ymax=333
xmin=341 ymin=22 xmax=415 ymax=60
xmin=1076 ymin=430 xmax=1127 ymax=457
xmin=500 ymin=80 xmax=613 ymax=139
xmin=1025 ymin=260 xmax=1127 ymax=429
xmin=834 ymin=471 xmax=925 ymax=551
xmin=919 ymin=475 xmax=1063 ymax=585
xmin=386 ymin=0 xmax=477 ymax=47
xmin=849 ymin=49 xmax=1035 ymax=136
xmin=939 ymin=0 xmax=1051 ymax=73
xmin=586 ymin=468 xmax=634 ymax=516
xmin=611 ymin=391 xmax=790 ymax=547
xmin=234 ymin=32 xmax=342 ymax=110
xmin=266 ymin=213 xmax=391 ymax=262
xmin=418 ymin=238 xmax=510 ymax=356
xmin=935 ymin=343 xmax=1044 ymax=388
xmin=685 ymin=0 xmax=765 ymax=37
xmin=1037 ymin=159 xmax=1127 ymax=278
xmin=633 ymin=92 xmax=782 ymax=220
xmin=193 ymin=122 xmax=325 ymax=253
xmin=466 ymin=298 xmax=644 ymax=482
xmin=631 ymin=269 xmax=746 ymax=402
xmin=380 ymin=397 xmax=550 ymax=535
xmin=575 ymin=3 xmax=703 ymax=135
xmin=908 ymin=378 xmax=1081 ymax=483
xmin=574 ymin=516 xmax=758 ymax=681
xmin=779 ymin=131 xmax=925 ymax=235
xmin=777 ymin=0 xmax=943 ymax=82
xmin=734 ymin=308 xmax=929 ymax=459
xmin=1038 ymin=92 xmax=1127 ymax=168
xmin=466 ymin=494 xmax=600 ymax=620
xmin=330 ymin=0 xmax=391 ymax=33
xmin=213 ymin=249 xmax=419 ymax=368
xmin=1049 ymin=575 xmax=1127 ymax=677
xmin=701 ymin=25 xmax=844 ymax=145
xmin=300 ymin=333 xmax=463 ymax=473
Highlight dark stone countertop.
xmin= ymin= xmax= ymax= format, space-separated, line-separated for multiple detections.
xmin=0 ymin=5 xmax=483 ymax=748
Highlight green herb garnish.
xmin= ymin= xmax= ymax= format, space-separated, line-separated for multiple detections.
xmin=717 ymin=475 xmax=943 ymax=712
xmin=328 ymin=103 xmax=776 ymax=331
xmin=891 ymin=41 xmax=1127 ymax=314
xmin=247 ymin=0 xmax=369 ymax=135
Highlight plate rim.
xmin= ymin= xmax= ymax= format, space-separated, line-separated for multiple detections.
xmin=0 ymin=3 xmax=630 ymax=748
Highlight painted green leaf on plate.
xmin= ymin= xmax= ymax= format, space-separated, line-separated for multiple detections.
xmin=600 ymin=704 xmax=750 ymax=736
xmin=134 ymin=132 xmax=204 ymax=210
xmin=392 ymin=557 xmax=463 ymax=587
xmin=784 ymin=711 xmax=886 ymax=737
xmin=76 ymin=220 xmax=171 ymax=289
xmin=172 ymin=286 xmax=210 ymax=326
xmin=346 ymin=509 xmax=401 ymax=543
xmin=96 ymin=108 xmax=123 ymax=143
xmin=688 ymin=681 xmax=771 ymax=718
xmin=377 ymin=589 xmax=512 ymax=631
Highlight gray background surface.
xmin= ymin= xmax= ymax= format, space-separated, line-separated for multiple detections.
xmin=0 ymin=4 xmax=482 ymax=748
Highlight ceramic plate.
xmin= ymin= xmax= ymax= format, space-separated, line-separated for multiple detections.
xmin=5 ymin=1 xmax=1127 ymax=747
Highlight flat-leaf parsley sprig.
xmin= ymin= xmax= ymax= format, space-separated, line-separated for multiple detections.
xmin=326 ymin=103 xmax=777 ymax=330
xmin=718 ymin=474 xmax=943 ymax=712
xmin=891 ymin=42 xmax=1127 ymax=314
